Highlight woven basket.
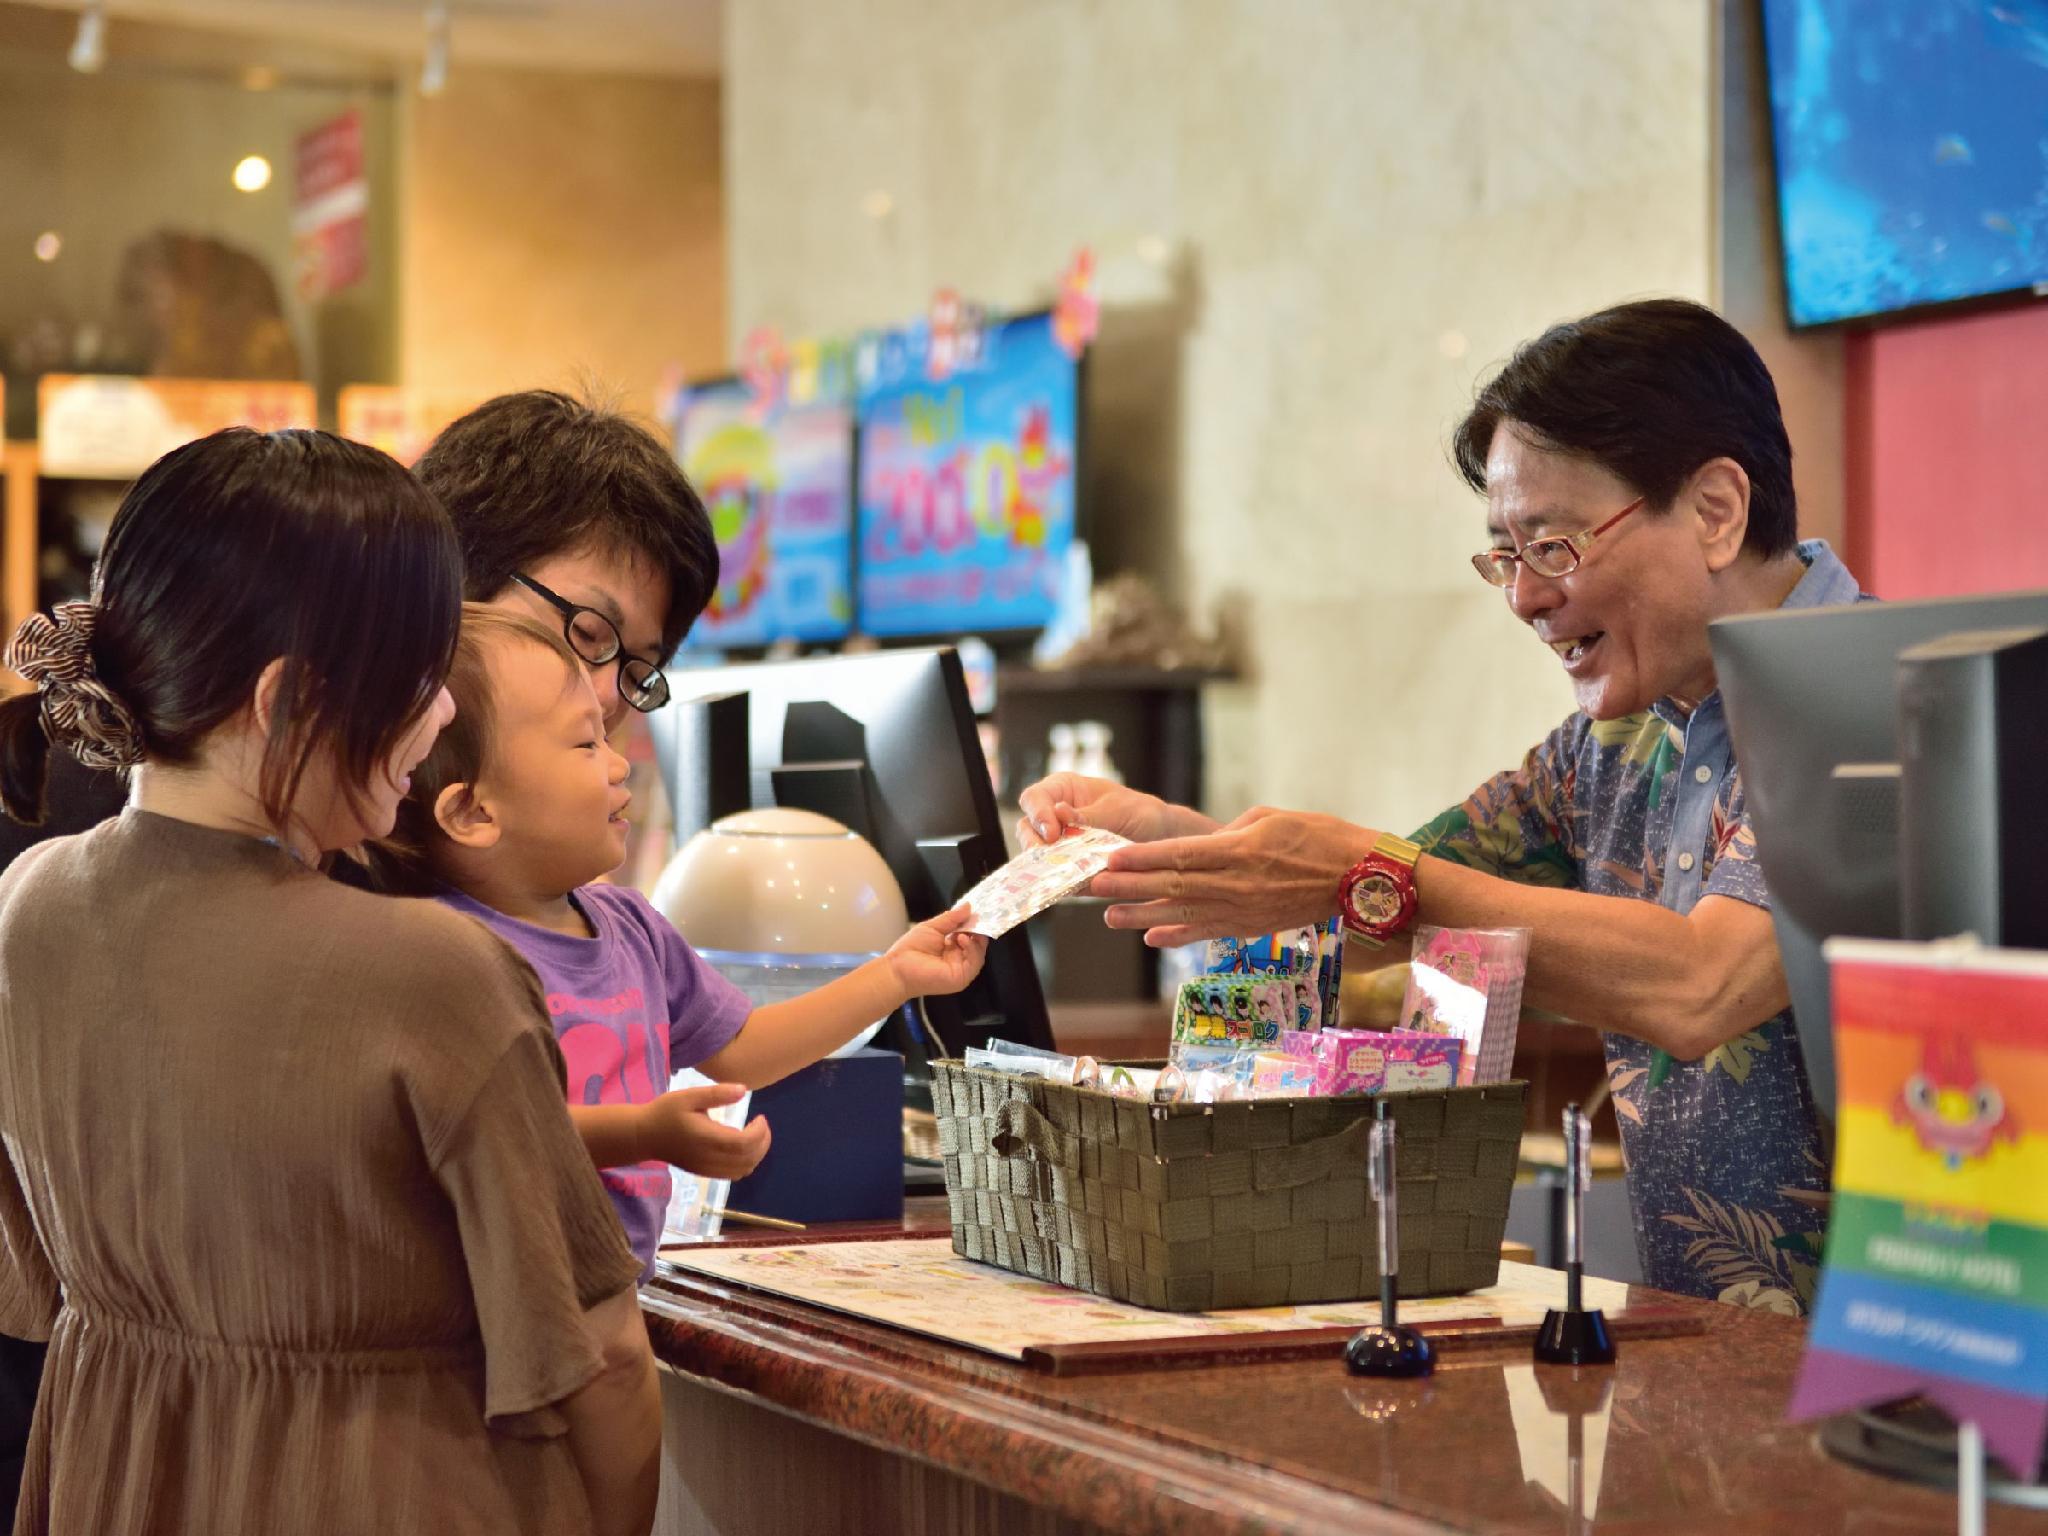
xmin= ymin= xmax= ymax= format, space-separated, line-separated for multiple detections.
xmin=932 ymin=1059 xmax=1525 ymax=1313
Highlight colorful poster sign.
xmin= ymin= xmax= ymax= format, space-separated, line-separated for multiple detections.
xmin=37 ymin=376 xmax=316 ymax=479
xmin=293 ymin=108 xmax=368 ymax=301
xmin=1788 ymin=938 xmax=2048 ymax=1478
xmin=676 ymin=380 xmax=854 ymax=649
xmin=336 ymin=386 xmax=479 ymax=466
xmin=855 ymin=310 xmax=1079 ymax=638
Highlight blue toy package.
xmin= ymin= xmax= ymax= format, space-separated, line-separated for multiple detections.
xmin=1204 ymin=916 xmax=1345 ymax=1030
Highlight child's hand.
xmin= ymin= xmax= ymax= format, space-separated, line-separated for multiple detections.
xmin=641 ymin=1082 xmax=772 ymax=1180
xmin=886 ymin=905 xmax=990 ymax=999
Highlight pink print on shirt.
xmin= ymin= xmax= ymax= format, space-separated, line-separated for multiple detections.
xmin=554 ymin=997 xmax=673 ymax=1213
xmin=554 ymin=995 xmax=665 ymax=1109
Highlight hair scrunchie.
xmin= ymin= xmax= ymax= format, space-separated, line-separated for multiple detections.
xmin=6 ymin=602 xmax=146 ymax=771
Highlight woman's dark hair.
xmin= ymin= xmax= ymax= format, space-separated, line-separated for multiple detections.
xmin=0 ymin=427 xmax=461 ymax=829
xmin=368 ymin=605 xmax=579 ymax=896
xmin=413 ymin=389 xmax=718 ymax=658
xmin=1451 ymin=299 xmax=1798 ymax=558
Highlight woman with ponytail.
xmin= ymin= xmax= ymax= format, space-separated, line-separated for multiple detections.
xmin=0 ymin=428 xmax=659 ymax=1536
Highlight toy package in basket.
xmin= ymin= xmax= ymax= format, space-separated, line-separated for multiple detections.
xmin=1204 ymin=915 xmax=1344 ymax=1030
xmin=1398 ymin=924 xmax=1530 ymax=1085
xmin=1170 ymin=973 xmax=1292 ymax=1048
xmin=1279 ymin=1028 xmax=1463 ymax=1095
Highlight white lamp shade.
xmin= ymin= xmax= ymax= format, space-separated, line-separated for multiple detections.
xmin=652 ymin=807 xmax=909 ymax=958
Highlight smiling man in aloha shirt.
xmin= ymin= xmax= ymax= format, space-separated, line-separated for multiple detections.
xmin=1017 ymin=299 xmax=1868 ymax=1312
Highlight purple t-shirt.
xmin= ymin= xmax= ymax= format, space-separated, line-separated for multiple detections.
xmin=439 ymin=884 xmax=751 ymax=1275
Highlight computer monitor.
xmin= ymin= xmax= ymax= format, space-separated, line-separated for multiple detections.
xmin=1710 ymin=589 xmax=2048 ymax=1129
xmin=647 ymin=647 xmax=1053 ymax=1070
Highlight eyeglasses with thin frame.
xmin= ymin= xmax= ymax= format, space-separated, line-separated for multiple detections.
xmin=1470 ymin=497 xmax=1646 ymax=588
xmin=511 ymin=573 xmax=671 ymax=712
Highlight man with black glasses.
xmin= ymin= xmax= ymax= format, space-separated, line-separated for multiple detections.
xmin=413 ymin=389 xmax=706 ymax=733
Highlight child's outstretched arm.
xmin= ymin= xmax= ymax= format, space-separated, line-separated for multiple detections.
xmin=569 ymin=1081 xmax=772 ymax=1179
xmin=697 ymin=906 xmax=988 ymax=1090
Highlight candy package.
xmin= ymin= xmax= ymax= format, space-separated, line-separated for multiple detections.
xmin=1165 ymin=1040 xmax=1253 ymax=1102
xmin=963 ymin=1039 xmax=1101 ymax=1087
xmin=1099 ymin=1062 xmax=1169 ymax=1100
xmin=1398 ymin=925 xmax=1530 ymax=1085
xmin=1244 ymin=1050 xmax=1323 ymax=1098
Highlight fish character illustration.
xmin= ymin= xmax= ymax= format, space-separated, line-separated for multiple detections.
xmin=1894 ymin=1031 xmax=2021 ymax=1170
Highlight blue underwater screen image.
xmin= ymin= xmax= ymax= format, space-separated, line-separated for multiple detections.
xmin=1763 ymin=0 xmax=2048 ymax=326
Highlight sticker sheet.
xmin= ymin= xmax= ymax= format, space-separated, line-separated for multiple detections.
xmin=959 ymin=827 xmax=1131 ymax=938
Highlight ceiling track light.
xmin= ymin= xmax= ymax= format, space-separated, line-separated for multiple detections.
xmin=69 ymin=1 xmax=107 ymax=74
xmin=420 ymin=1 xmax=450 ymax=97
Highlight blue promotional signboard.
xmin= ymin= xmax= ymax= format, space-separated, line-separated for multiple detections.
xmin=855 ymin=311 xmax=1079 ymax=639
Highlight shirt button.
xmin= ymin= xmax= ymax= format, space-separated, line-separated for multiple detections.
xmin=1677 ymin=852 xmax=1696 ymax=872
xmin=1694 ymin=765 xmax=1713 ymax=784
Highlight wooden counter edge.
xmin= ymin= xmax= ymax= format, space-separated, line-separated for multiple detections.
xmin=640 ymin=1284 xmax=1456 ymax=1536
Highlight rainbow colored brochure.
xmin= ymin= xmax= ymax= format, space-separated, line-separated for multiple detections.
xmin=1787 ymin=938 xmax=2048 ymax=1478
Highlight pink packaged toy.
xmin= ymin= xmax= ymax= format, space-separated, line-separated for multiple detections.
xmin=1399 ymin=925 xmax=1529 ymax=1085
xmin=1307 ymin=1028 xmax=1463 ymax=1095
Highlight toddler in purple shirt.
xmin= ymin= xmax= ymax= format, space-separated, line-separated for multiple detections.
xmin=376 ymin=607 xmax=987 ymax=1273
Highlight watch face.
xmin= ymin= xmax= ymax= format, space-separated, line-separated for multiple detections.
xmin=1350 ymin=872 xmax=1403 ymax=928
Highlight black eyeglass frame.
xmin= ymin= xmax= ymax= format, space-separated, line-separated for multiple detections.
xmin=511 ymin=573 xmax=671 ymax=713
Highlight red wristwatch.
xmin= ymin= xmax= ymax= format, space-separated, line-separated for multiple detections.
xmin=1338 ymin=833 xmax=1423 ymax=943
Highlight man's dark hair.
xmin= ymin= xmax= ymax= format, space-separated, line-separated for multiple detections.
xmin=1451 ymin=298 xmax=1798 ymax=558
xmin=413 ymin=390 xmax=718 ymax=658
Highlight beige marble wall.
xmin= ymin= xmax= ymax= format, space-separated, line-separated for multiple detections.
xmin=726 ymin=0 xmax=1715 ymax=830
xmin=400 ymin=66 xmax=726 ymax=410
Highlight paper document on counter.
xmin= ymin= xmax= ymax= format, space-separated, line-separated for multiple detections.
xmin=664 ymin=1239 xmax=1632 ymax=1361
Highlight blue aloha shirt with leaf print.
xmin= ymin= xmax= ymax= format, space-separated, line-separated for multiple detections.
xmin=1411 ymin=540 xmax=1865 ymax=1313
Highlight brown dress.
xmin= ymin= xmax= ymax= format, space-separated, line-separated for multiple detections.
xmin=0 ymin=810 xmax=643 ymax=1534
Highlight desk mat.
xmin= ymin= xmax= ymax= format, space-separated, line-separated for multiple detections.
xmin=660 ymin=1236 xmax=1694 ymax=1372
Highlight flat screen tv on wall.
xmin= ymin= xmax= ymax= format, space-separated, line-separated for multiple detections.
xmin=675 ymin=378 xmax=857 ymax=651
xmin=854 ymin=310 xmax=1083 ymax=642
xmin=1762 ymin=0 xmax=2048 ymax=328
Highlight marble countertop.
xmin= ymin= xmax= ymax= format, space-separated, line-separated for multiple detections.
xmin=641 ymin=1206 xmax=2035 ymax=1535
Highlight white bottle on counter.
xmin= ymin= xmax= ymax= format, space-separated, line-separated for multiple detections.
xmin=1073 ymin=721 xmax=1121 ymax=784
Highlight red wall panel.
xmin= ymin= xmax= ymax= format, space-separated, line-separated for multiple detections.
xmin=1845 ymin=300 xmax=2048 ymax=600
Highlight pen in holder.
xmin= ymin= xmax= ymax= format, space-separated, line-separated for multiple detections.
xmin=1344 ymin=1099 xmax=1435 ymax=1379
xmin=1535 ymin=1102 xmax=1616 ymax=1366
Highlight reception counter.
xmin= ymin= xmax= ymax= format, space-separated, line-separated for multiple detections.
xmin=639 ymin=1205 xmax=2033 ymax=1536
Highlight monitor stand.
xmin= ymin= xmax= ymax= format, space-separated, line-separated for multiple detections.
xmin=1818 ymin=1401 xmax=2048 ymax=1506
